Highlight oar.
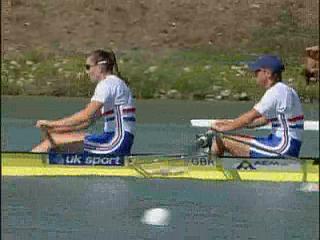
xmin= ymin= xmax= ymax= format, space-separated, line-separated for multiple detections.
xmin=191 ymin=119 xmax=319 ymax=131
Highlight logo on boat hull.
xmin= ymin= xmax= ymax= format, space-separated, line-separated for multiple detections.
xmin=191 ymin=156 xmax=215 ymax=166
xmin=49 ymin=152 xmax=124 ymax=166
xmin=236 ymin=160 xmax=256 ymax=170
xmin=188 ymin=156 xmax=301 ymax=171
xmin=235 ymin=159 xmax=300 ymax=170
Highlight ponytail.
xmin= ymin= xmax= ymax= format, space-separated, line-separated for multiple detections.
xmin=109 ymin=50 xmax=130 ymax=86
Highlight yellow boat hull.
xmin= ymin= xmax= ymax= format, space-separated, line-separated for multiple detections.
xmin=1 ymin=153 xmax=319 ymax=182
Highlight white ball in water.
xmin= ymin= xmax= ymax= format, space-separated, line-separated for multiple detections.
xmin=141 ymin=208 xmax=171 ymax=226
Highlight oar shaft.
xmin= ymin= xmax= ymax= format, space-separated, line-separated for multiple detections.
xmin=191 ymin=119 xmax=319 ymax=131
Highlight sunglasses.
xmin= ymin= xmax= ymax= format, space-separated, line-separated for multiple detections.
xmin=85 ymin=60 xmax=108 ymax=71
xmin=85 ymin=64 xmax=93 ymax=70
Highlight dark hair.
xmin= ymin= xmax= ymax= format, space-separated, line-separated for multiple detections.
xmin=90 ymin=49 xmax=129 ymax=85
xmin=272 ymin=72 xmax=282 ymax=82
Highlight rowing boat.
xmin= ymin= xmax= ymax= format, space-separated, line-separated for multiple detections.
xmin=2 ymin=152 xmax=319 ymax=182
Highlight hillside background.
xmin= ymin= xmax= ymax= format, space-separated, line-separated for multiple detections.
xmin=2 ymin=0 xmax=319 ymax=100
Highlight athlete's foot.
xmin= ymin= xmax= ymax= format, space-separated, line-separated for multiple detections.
xmin=31 ymin=141 xmax=50 ymax=153
xmin=31 ymin=147 xmax=47 ymax=153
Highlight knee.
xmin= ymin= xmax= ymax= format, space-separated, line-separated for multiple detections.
xmin=41 ymin=138 xmax=54 ymax=150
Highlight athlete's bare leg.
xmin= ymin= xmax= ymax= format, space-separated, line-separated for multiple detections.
xmin=212 ymin=135 xmax=251 ymax=157
xmin=31 ymin=132 xmax=86 ymax=153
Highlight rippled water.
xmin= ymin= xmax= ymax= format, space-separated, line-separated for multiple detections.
xmin=2 ymin=96 xmax=319 ymax=240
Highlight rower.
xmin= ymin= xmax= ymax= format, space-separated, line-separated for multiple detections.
xmin=210 ymin=55 xmax=304 ymax=158
xmin=31 ymin=49 xmax=135 ymax=156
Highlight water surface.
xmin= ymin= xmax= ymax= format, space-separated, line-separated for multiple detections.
xmin=2 ymin=96 xmax=319 ymax=240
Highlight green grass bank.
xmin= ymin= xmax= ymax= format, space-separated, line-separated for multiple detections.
xmin=2 ymin=48 xmax=319 ymax=103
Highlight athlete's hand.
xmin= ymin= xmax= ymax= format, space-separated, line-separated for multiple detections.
xmin=211 ymin=121 xmax=224 ymax=132
xmin=36 ymin=120 xmax=53 ymax=129
xmin=211 ymin=120 xmax=231 ymax=132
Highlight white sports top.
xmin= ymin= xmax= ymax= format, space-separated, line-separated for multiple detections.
xmin=91 ymin=75 xmax=135 ymax=134
xmin=254 ymin=82 xmax=304 ymax=141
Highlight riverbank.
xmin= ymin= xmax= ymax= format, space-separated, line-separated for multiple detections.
xmin=1 ymin=48 xmax=319 ymax=102
xmin=3 ymin=0 xmax=318 ymax=102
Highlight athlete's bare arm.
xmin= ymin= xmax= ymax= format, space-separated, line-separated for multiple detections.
xmin=212 ymin=109 xmax=262 ymax=132
xmin=246 ymin=115 xmax=269 ymax=129
xmin=36 ymin=101 xmax=103 ymax=129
